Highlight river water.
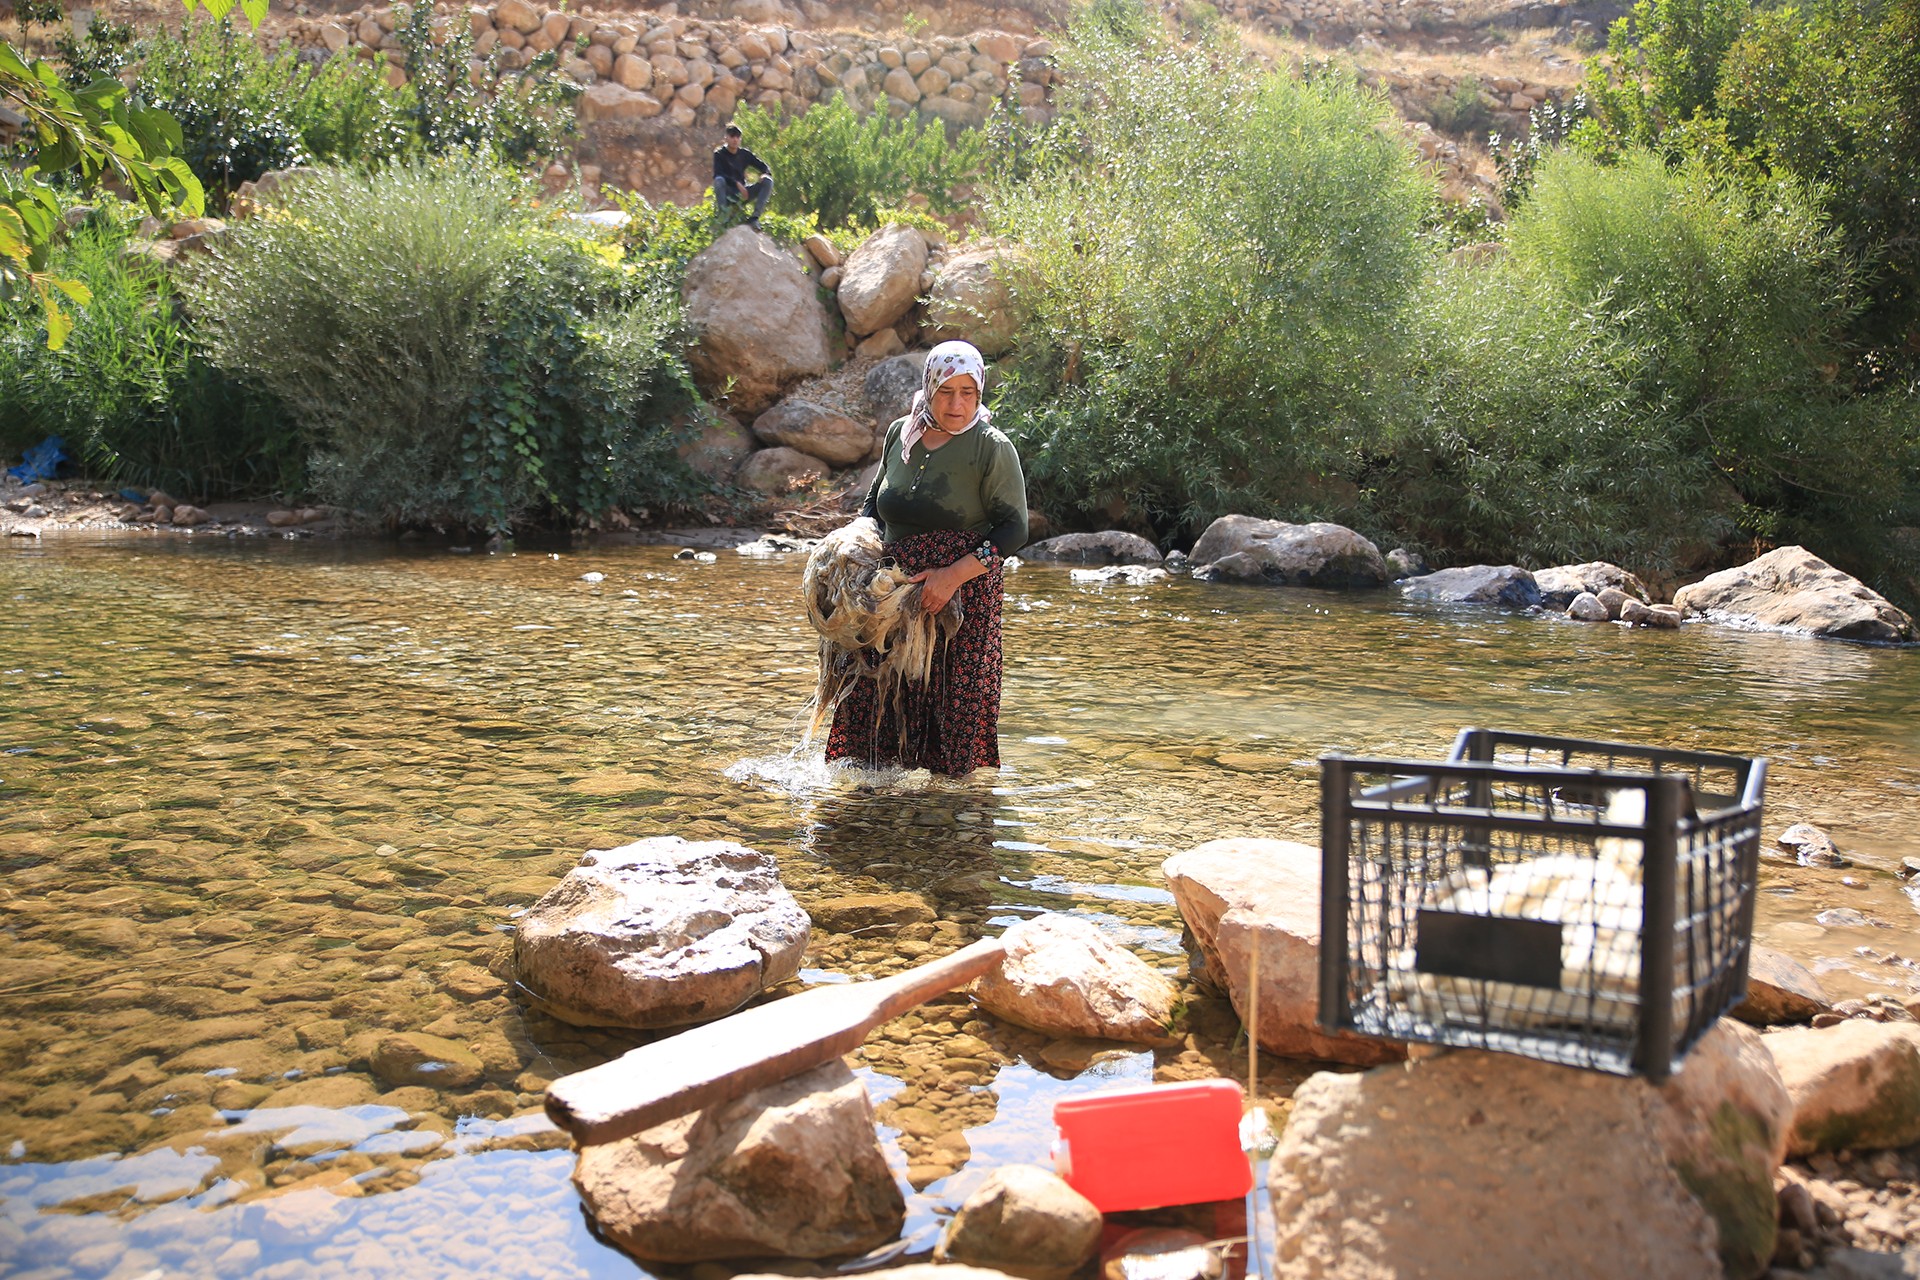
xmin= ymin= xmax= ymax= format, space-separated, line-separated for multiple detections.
xmin=2 ymin=535 xmax=1917 ymax=1279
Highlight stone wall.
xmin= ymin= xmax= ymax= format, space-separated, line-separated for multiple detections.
xmin=277 ymin=2 xmax=1057 ymax=203
xmin=266 ymin=0 xmax=1569 ymax=205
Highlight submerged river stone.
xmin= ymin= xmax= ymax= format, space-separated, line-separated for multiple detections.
xmin=573 ymin=1059 xmax=903 ymax=1263
xmin=1398 ymin=564 xmax=1542 ymax=609
xmin=970 ymin=913 xmax=1180 ymax=1045
xmin=513 ymin=836 xmax=809 ymax=1029
xmin=1187 ymin=516 xmax=1388 ymax=588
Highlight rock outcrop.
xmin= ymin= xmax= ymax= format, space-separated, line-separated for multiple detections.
xmin=1764 ymin=1020 xmax=1920 ymax=1155
xmin=1187 ymin=517 xmax=1388 ymax=588
xmin=513 ymin=836 xmax=809 ymax=1028
xmin=935 ymin=1165 xmax=1104 ymax=1280
xmin=683 ymin=226 xmax=833 ymax=415
xmin=1269 ymin=1020 xmax=1792 ymax=1280
xmin=575 ymin=1059 xmax=904 ymax=1262
xmin=970 ymin=913 xmax=1180 ymax=1046
xmin=924 ymin=245 xmax=1023 ymax=357
xmin=735 ymin=445 xmax=831 ymax=494
xmin=865 ymin=350 xmax=930 ymax=431
xmin=676 ymin=411 xmax=757 ymax=481
xmin=1673 ymin=547 xmax=1915 ymax=643
xmin=751 ymin=398 xmax=872 ymax=467
xmin=837 ymin=222 xmax=928 ymax=337
xmin=1162 ymin=838 xmax=1402 ymax=1066
xmin=1399 ymin=564 xmax=1542 ymax=608
xmin=1019 ymin=531 xmax=1162 ymax=565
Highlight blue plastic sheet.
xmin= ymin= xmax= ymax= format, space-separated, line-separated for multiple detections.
xmin=6 ymin=436 xmax=66 ymax=483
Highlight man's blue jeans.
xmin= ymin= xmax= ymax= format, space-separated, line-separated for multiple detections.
xmin=714 ymin=176 xmax=772 ymax=221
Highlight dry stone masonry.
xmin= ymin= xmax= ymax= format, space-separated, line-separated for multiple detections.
xmin=274 ymin=1 xmax=1060 ymax=204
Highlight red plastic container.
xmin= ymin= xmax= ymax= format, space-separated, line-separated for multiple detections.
xmin=1052 ymin=1079 xmax=1252 ymax=1212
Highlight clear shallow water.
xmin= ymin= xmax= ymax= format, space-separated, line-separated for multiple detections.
xmin=2 ymin=535 xmax=1917 ymax=1279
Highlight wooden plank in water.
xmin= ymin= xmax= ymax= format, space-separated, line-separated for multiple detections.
xmin=545 ymin=936 xmax=1007 ymax=1147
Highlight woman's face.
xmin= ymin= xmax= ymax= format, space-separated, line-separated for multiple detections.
xmin=930 ymin=373 xmax=979 ymax=433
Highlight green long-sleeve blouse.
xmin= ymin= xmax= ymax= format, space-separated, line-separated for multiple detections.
xmin=860 ymin=416 xmax=1029 ymax=557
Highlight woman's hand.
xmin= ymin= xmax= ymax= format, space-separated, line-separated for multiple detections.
xmin=910 ymin=555 xmax=987 ymax=613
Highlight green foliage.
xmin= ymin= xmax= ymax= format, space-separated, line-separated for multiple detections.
xmin=187 ymin=162 xmax=701 ymax=535
xmin=180 ymin=0 xmax=271 ymax=28
xmin=0 ymin=42 xmax=202 ymax=346
xmin=1578 ymin=0 xmax=1748 ymax=152
xmin=394 ymin=0 xmax=577 ymax=168
xmin=1381 ymin=261 xmax=1711 ymax=568
xmin=1428 ymin=77 xmax=1493 ymax=141
xmin=55 ymin=17 xmax=138 ymax=89
xmin=134 ymin=20 xmax=322 ymax=199
xmin=1716 ymin=0 xmax=1920 ymax=366
xmin=1490 ymin=93 xmax=1587 ymax=209
xmin=1501 ymin=149 xmax=1916 ymax=576
xmin=732 ymin=93 xmax=985 ymax=230
xmin=131 ymin=19 xmax=422 ymax=203
xmin=0 ymin=216 xmax=297 ymax=497
xmin=123 ymin=8 xmax=572 ymax=208
xmin=985 ymin=17 xmax=1432 ymax=531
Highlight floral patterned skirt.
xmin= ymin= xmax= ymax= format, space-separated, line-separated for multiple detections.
xmin=825 ymin=528 xmax=1005 ymax=777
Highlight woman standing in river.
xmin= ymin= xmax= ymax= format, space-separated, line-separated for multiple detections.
xmin=826 ymin=341 xmax=1028 ymax=777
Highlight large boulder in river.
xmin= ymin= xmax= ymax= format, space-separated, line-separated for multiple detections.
xmin=1400 ymin=564 xmax=1541 ymax=608
xmin=683 ymin=226 xmax=833 ymax=415
xmin=1763 ymin=1020 xmax=1920 ymax=1155
xmin=575 ymin=1058 xmax=904 ymax=1262
xmin=970 ymin=913 xmax=1181 ymax=1046
xmin=1534 ymin=561 xmax=1651 ymax=609
xmin=1269 ymin=1019 xmax=1793 ymax=1280
xmin=1187 ymin=516 xmax=1388 ymax=588
xmin=751 ymin=398 xmax=871 ymax=468
xmin=1673 ymin=546 xmax=1915 ymax=643
xmin=925 ymin=245 xmax=1024 ymax=357
xmin=1020 ymin=531 xmax=1162 ymax=566
xmin=513 ymin=836 xmax=809 ymax=1029
xmin=837 ymin=222 xmax=927 ymax=336
xmin=1162 ymin=838 xmax=1402 ymax=1066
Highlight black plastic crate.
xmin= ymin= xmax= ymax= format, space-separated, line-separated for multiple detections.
xmin=1318 ymin=728 xmax=1766 ymax=1081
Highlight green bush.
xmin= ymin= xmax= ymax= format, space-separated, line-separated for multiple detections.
xmin=1500 ymin=149 xmax=1916 ymax=578
xmin=983 ymin=16 xmax=1432 ymax=533
xmin=1380 ymin=261 xmax=1711 ymax=569
xmin=1577 ymin=0 xmax=1749 ymax=152
xmin=1428 ymin=77 xmax=1494 ymax=141
xmin=732 ymin=93 xmax=984 ymax=230
xmin=392 ymin=0 xmax=576 ymax=169
xmin=121 ymin=11 xmax=572 ymax=206
xmin=0 ymin=214 xmax=297 ymax=498
xmin=187 ymin=161 xmax=701 ymax=535
xmin=133 ymin=18 xmax=415 ymax=201
xmin=1716 ymin=0 xmax=1920 ymax=366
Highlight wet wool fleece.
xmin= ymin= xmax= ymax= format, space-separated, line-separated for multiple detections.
xmin=801 ymin=517 xmax=961 ymax=745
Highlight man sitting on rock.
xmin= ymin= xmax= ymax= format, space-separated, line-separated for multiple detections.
xmin=712 ymin=123 xmax=773 ymax=230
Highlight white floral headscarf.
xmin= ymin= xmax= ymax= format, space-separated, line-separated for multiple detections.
xmin=902 ymin=340 xmax=991 ymax=462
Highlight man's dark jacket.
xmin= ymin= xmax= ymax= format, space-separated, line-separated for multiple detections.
xmin=713 ymin=146 xmax=771 ymax=186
